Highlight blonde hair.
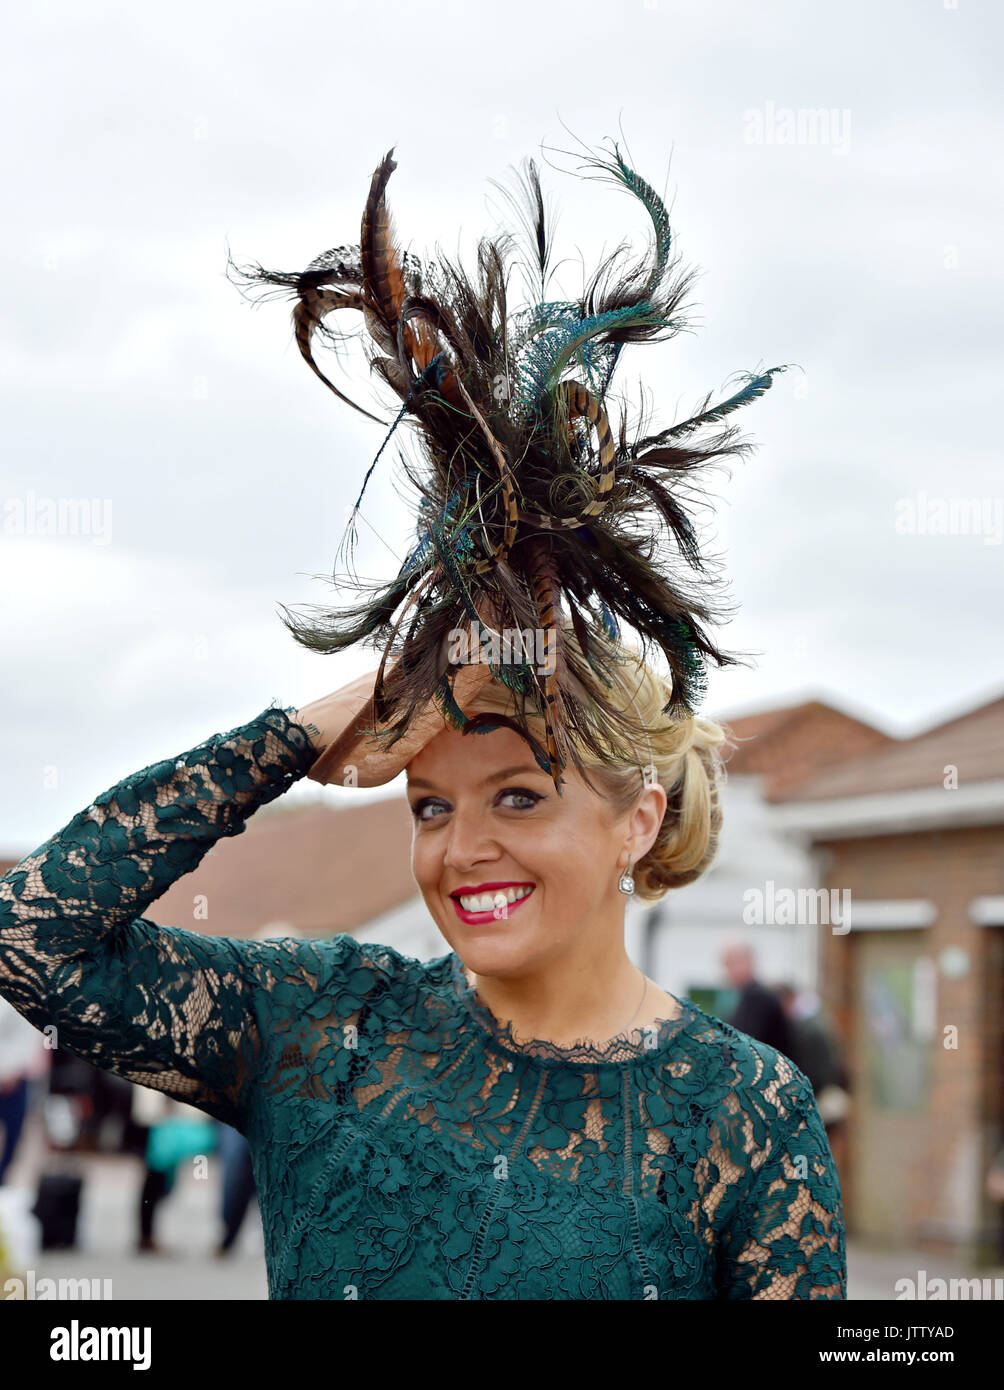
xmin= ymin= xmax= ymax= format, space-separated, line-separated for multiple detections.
xmin=463 ymin=642 xmax=730 ymax=903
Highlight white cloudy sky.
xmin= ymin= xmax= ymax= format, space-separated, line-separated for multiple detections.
xmin=1 ymin=0 xmax=1001 ymax=850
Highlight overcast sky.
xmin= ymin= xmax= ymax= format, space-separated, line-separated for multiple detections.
xmin=1 ymin=0 xmax=1001 ymax=851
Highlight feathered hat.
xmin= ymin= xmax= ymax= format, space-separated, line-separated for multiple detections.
xmin=229 ymin=141 xmax=785 ymax=793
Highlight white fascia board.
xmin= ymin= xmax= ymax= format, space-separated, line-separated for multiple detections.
xmin=843 ymin=899 xmax=937 ymax=929
xmin=970 ymin=896 xmax=1004 ymax=925
xmin=766 ymin=779 xmax=1004 ymax=840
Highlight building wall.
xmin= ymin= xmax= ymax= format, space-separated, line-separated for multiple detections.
xmin=817 ymin=821 xmax=1004 ymax=1257
xmin=644 ymin=773 xmax=826 ymax=1006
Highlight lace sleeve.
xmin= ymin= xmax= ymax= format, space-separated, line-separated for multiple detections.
xmin=0 ymin=705 xmax=317 ymax=1130
xmin=717 ymin=1054 xmax=847 ymax=1300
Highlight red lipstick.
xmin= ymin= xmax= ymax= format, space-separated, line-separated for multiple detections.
xmin=449 ymin=882 xmax=535 ymax=925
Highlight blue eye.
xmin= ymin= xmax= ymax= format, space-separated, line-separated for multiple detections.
xmin=408 ymin=787 xmax=543 ymax=821
xmin=499 ymin=788 xmax=541 ymax=810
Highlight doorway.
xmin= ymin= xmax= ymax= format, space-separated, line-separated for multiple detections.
xmin=850 ymin=929 xmax=935 ymax=1243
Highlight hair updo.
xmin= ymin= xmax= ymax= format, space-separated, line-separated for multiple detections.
xmin=462 ymin=642 xmax=730 ymax=903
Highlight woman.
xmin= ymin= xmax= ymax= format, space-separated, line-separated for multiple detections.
xmin=0 ymin=142 xmax=846 ymax=1297
xmin=0 ymin=646 xmax=845 ymax=1298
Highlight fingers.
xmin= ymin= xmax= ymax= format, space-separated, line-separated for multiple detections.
xmin=293 ymin=667 xmax=383 ymax=758
xmin=305 ymin=658 xmax=498 ymax=789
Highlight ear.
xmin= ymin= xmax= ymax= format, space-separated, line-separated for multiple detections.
xmin=623 ymin=783 xmax=668 ymax=865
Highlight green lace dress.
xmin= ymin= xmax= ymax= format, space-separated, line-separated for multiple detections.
xmin=0 ymin=705 xmax=846 ymax=1300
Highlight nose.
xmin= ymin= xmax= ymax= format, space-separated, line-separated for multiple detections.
xmin=442 ymin=802 xmax=501 ymax=873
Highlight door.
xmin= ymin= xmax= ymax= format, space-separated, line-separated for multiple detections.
xmin=850 ymin=929 xmax=935 ymax=1243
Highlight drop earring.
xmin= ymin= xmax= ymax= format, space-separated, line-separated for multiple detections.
xmin=618 ymin=858 xmax=635 ymax=896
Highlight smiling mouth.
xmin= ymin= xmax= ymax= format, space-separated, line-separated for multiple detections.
xmin=449 ymin=884 xmax=535 ymax=921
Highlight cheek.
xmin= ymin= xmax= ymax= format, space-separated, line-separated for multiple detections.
xmin=411 ymin=837 xmax=439 ymax=892
xmin=541 ymin=828 xmax=606 ymax=895
xmin=525 ymin=819 xmax=613 ymax=900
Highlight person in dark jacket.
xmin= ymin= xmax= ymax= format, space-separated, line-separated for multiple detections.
xmin=720 ymin=943 xmax=795 ymax=1061
xmin=775 ymin=982 xmax=851 ymax=1178
xmin=775 ymin=984 xmax=849 ymax=1097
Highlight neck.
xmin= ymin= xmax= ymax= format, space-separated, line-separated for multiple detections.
xmin=465 ymin=942 xmax=647 ymax=1049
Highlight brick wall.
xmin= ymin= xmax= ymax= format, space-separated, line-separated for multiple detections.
xmin=818 ymin=822 xmax=1004 ymax=1254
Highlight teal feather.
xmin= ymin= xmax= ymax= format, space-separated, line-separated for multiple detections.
xmin=579 ymin=144 xmax=673 ymax=301
xmin=434 ymin=670 xmax=470 ymax=730
xmin=661 ymin=615 xmax=708 ymax=712
xmin=428 ymin=521 xmax=533 ymax=697
xmin=645 ymin=367 xmax=789 ymax=446
xmin=513 ymin=302 xmax=665 ymax=415
xmin=597 ymin=597 xmax=619 ymax=640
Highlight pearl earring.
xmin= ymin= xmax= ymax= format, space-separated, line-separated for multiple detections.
xmin=618 ymin=858 xmax=635 ymax=896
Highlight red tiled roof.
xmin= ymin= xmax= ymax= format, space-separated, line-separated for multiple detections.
xmin=0 ymin=799 xmax=419 ymax=942
xmin=769 ymin=693 xmax=1004 ymax=803
xmin=712 ymin=699 xmax=894 ymax=797
xmin=148 ymin=794 xmax=418 ymax=938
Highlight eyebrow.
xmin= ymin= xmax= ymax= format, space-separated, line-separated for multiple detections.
xmin=406 ymin=765 xmax=546 ymax=791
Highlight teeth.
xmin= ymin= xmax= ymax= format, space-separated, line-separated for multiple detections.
xmin=458 ymin=886 xmax=533 ymax=913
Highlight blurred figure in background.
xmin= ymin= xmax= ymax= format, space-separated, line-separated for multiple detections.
xmin=214 ymin=1121 xmax=257 ymax=1258
xmin=776 ymin=982 xmax=851 ymax=1176
xmin=0 ymin=996 xmax=47 ymax=1184
xmin=132 ymin=1084 xmax=217 ymax=1254
xmin=132 ymin=1084 xmax=178 ymax=1255
xmin=720 ymin=941 xmax=795 ymax=1061
xmin=775 ymin=984 xmax=850 ymax=1105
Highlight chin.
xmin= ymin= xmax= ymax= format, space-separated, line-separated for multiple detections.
xmin=429 ymin=901 xmax=547 ymax=976
xmin=453 ymin=938 xmax=540 ymax=979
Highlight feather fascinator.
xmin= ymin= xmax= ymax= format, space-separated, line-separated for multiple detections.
xmin=229 ymin=142 xmax=785 ymax=792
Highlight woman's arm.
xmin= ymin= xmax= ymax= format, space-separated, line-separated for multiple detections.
xmin=0 ymin=705 xmax=317 ymax=1130
xmin=717 ymin=1059 xmax=847 ymax=1300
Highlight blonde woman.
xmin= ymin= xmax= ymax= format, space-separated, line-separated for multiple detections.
xmin=0 ymin=646 xmax=845 ymax=1299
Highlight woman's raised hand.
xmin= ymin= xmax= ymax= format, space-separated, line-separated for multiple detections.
xmin=293 ymin=652 xmax=496 ymax=789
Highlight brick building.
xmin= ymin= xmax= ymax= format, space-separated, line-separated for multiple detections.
xmin=768 ymin=693 xmax=1004 ymax=1261
xmin=640 ymin=698 xmax=894 ymax=1011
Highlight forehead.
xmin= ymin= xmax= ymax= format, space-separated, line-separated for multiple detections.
xmin=406 ymin=723 xmax=545 ymax=786
xmin=404 ymin=726 xmax=616 ymax=816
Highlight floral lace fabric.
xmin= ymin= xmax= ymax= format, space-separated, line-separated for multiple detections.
xmin=0 ymin=705 xmax=846 ymax=1300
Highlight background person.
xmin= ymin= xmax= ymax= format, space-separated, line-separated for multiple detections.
xmin=720 ymin=942 xmax=796 ymax=1061
xmin=0 ymin=996 xmax=46 ymax=1185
